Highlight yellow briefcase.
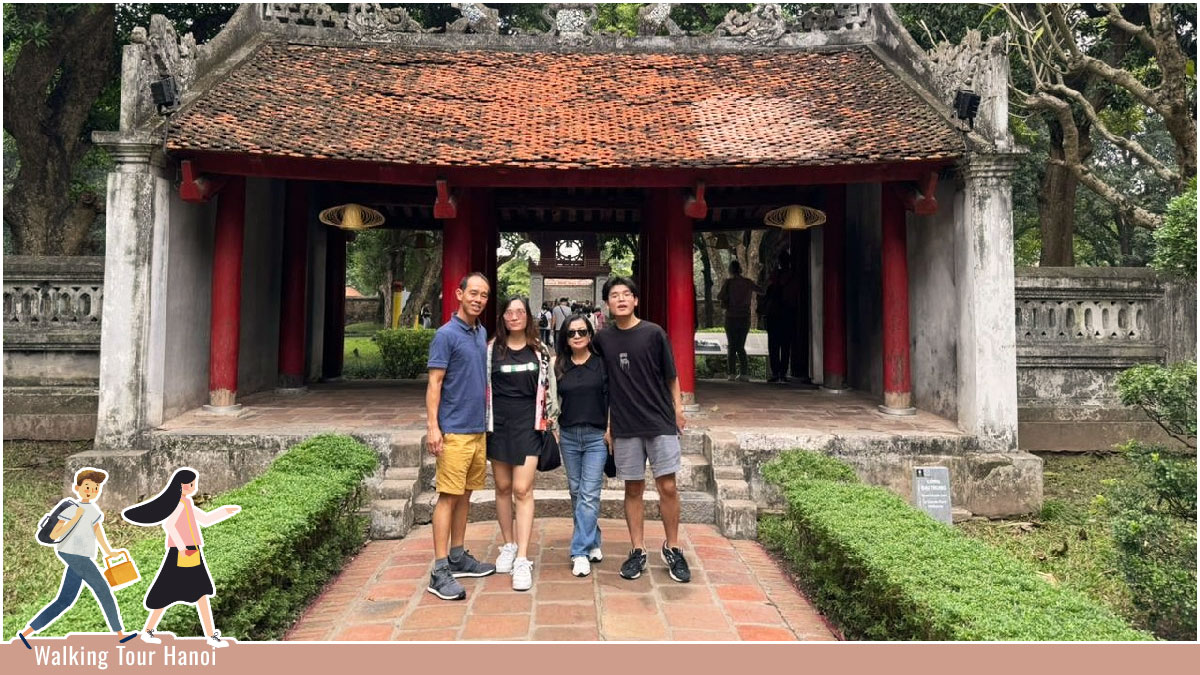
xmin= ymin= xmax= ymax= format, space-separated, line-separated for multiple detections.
xmin=103 ymin=551 xmax=140 ymax=590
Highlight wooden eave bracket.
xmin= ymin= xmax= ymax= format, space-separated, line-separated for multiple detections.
xmin=179 ymin=160 xmax=229 ymax=203
xmin=433 ymin=179 xmax=457 ymax=219
xmin=684 ymin=181 xmax=708 ymax=219
xmin=903 ymin=172 xmax=938 ymax=215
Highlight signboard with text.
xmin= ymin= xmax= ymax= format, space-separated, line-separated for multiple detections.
xmin=913 ymin=466 xmax=952 ymax=524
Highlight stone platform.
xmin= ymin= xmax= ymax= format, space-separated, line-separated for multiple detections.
xmin=285 ymin=518 xmax=837 ymax=642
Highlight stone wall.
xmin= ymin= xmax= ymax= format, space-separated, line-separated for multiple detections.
xmin=3 ymin=256 xmax=104 ymax=439
xmin=1016 ymin=267 xmax=1196 ymax=452
xmin=346 ymin=296 xmax=381 ymax=325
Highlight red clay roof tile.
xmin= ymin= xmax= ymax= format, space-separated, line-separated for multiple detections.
xmin=167 ymin=42 xmax=963 ymax=169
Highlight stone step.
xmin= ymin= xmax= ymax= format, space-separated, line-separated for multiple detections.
xmin=412 ymin=489 xmax=716 ymax=525
xmin=370 ymin=498 xmax=413 ymax=539
xmin=389 ymin=435 xmax=424 ymax=468
xmin=375 ymin=477 xmax=417 ymax=501
xmin=419 ymin=453 xmax=712 ymax=493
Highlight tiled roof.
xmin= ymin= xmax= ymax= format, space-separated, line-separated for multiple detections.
xmin=167 ymin=42 xmax=964 ymax=169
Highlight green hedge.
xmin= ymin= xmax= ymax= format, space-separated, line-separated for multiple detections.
xmin=375 ymin=328 xmax=435 ymax=378
xmin=759 ymin=450 xmax=1150 ymax=641
xmin=11 ymin=434 xmax=377 ymax=640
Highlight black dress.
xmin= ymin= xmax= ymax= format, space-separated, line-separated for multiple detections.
xmin=488 ymin=345 xmax=542 ymax=466
xmin=144 ymin=503 xmax=215 ymax=609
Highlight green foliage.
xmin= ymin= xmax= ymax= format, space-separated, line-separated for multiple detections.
xmin=759 ymin=450 xmax=1148 ymax=641
xmin=1152 ymin=179 xmax=1197 ymax=279
xmin=374 ymin=328 xmax=435 ymax=379
xmin=1115 ymin=362 xmax=1197 ymax=444
xmin=343 ymin=336 xmax=385 ymax=379
xmin=693 ymin=355 xmax=768 ymax=380
xmin=8 ymin=435 xmax=377 ymax=640
xmin=1098 ymin=441 xmax=1197 ymax=640
xmin=760 ymin=449 xmax=859 ymax=486
xmin=497 ymin=255 xmax=531 ymax=300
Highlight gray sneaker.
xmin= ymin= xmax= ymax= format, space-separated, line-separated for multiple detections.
xmin=447 ymin=550 xmax=496 ymax=578
xmin=427 ymin=565 xmax=466 ymax=600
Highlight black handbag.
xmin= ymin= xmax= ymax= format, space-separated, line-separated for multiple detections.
xmin=537 ymin=431 xmax=562 ymax=472
xmin=604 ymin=449 xmax=617 ymax=478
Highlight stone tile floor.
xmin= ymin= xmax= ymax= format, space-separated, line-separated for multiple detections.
xmin=285 ymin=518 xmax=837 ymax=642
xmin=158 ymin=379 xmax=962 ymax=438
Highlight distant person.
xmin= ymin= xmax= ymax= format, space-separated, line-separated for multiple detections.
xmin=593 ymin=276 xmax=691 ymax=584
xmin=424 ymin=272 xmax=498 ymax=601
xmin=592 ymin=304 xmax=605 ymax=331
xmin=551 ymin=297 xmax=572 ymax=345
xmin=764 ymin=253 xmax=794 ymax=383
xmin=420 ymin=305 xmax=432 ymax=329
xmin=538 ymin=302 xmax=553 ymax=346
xmin=717 ymin=260 xmax=762 ymax=382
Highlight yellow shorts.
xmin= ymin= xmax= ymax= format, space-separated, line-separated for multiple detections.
xmin=436 ymin=433 xmax=487 ymax=495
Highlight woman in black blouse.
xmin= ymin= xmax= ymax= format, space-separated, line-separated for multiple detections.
xmin=554 ymin=313 xmax=609 ymax=578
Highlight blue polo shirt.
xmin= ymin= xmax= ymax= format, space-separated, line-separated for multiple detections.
xmin=427 ymin=314 xmax=488 ymax=434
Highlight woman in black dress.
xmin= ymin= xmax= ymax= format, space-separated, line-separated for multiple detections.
xmin=122 ymin=468 xmax=239 ymax=647
xmin=487 ymin=297 xmax=559 ymax=591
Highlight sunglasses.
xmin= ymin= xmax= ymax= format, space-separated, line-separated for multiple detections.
xmin=565 ymin=329 xmax=590 ymax=338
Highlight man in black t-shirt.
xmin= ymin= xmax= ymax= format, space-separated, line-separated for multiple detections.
xmin=592 ymin=276 xmax=692 ymax=584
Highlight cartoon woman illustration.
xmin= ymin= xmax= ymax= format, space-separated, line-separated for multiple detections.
xmin=122 ymin=468 xmax=239 ymax=648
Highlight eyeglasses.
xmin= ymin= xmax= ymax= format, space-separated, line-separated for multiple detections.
xmin=503 ymin=309 xmax=526 ymax=318
xmin=565 ymin=329 xmax=590 ymax=338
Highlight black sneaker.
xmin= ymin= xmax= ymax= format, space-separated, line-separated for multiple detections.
xmin=661 ymin=543 xmax=692 ymax=583
xmin=619 ymin=548 xmax=648 ymax=580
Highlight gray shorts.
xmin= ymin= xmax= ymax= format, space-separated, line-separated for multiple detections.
xmin=613 ymin=435 xmax=682 ymax=481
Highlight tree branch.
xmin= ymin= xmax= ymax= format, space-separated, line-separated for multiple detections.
xmin=1103 ymin=3 xmax=1156 ymax=53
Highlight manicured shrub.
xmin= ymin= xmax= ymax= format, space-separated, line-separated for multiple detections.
xmin=759 ymin=450 xmax=1149 ymax=641
xmin=375 ymin=328 xmax=435 ymax=379
xmin=12 ymin=435 xmax=377 ymax=640
xmin=1115 ymin=361 xmax=1197 ymax=444
xmin=1151 ymin=178 xmax=1196 ymax=280
xmin=1102 ymin=441 xmax=1197 ymax=640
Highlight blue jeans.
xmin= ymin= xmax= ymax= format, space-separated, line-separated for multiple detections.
xmin=30 ymin=552 xmax=123 ymax=632
xmin=559 ymin=424 xmax=607 ymax=558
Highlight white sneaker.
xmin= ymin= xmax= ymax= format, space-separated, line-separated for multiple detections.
xmin=587 ymin=547 xmax=603 ymax=563
xmin=572 ymin=556 xmax=591 ymax=577
xmin=511 ymin=558 xmax=533 ymax=591
xmin=207 ymin=631 xmax=228 ymax=649
xmin=495 ymin=543 xmax=518 ymax=574
xmin=139 ymin=630 xmax=161 ymax=645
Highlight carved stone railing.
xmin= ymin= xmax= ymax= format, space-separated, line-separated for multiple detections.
xmin=1015 ymin=267 xmax=1196 ymax=451
xmin=3 ymin=256 xmax=104 ymax=350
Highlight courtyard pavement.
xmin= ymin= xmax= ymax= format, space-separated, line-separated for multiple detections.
xmin=285 ymin=518 xmax=837 ymax=642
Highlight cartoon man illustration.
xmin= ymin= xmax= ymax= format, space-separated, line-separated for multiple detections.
xmin=16 ymin=468 xmax=137 ymax=648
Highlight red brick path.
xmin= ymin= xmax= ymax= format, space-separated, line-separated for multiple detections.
xmin=286 ymin=518 xmax=835 ymax=642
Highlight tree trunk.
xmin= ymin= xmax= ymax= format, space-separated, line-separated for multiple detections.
xmin=3 ymin=5 xmax=115 ymax=256
xmin=697 ymin=233 xmax=714 ymax=328
xmin=1039 ymin=121 xmax=1080 ymax=266
xmin=399 ymin=244 xmax=441 ymax=328
xmin=745 ymin=229 xmax=766 ymax=329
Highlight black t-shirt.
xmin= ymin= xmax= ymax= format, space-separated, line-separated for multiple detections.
xmin=492 ymin=344 xmax=538 ymax=398
xmin=593 ymin=320 xmax=678 ymax=438
xmin=557 ymin=354 xmax=608 ymax=430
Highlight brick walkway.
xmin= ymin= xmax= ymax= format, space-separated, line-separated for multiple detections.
xmin=286 ymin=518 xmax=836 ymax=641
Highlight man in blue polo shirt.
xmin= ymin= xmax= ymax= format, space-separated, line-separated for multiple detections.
xmin=425 ymin=272 xmax=497 ymax=601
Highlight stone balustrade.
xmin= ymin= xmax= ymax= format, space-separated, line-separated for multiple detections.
xmin=1015 ymin=267 xmax=1196 ymax=451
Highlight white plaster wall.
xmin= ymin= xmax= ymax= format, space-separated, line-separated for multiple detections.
xmin=845 ymin=183 xmax=882 ymax=396
xmin=307 ymin=211 xmax=328 ymax=382
xmin=809 ymin=225 xmax=824 ymax=385
xmin=157 ymin=193 xmax=216 ymax=422
xmin=237 ymin=178 xmax=285 ymax=395
xmin=908 ymin=179 xmax=959 ymax=420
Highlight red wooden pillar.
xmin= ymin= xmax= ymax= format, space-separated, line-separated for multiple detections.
xmin=641 ymin=191 xmax=670 ymax=327
xmin=441 ymin=191 xmax=473 ymax=325
xmin=822 ymin=184 xmax=848 ymax=391
xmin=657 ymin=189 xmax=697 ymax=407
xmin=322 ymin=227 xmax=347 ymax=380
xmin=277 ymin=181 xmax=308 ymax=389
xmin=207 ymin=176 xmax=246 ymax=410
xmin=880 ymin=184 xmax=914 ymax=414
xmin=469 ymin=189 xmax=498 ymax=334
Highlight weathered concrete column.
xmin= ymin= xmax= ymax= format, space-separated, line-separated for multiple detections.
xmin=957 ymin=153 xmax=1021 ymax=450
xmin=822 ymin=184 xmax=848 ymax=391
xmin=277 ymin=181 xmax=309 ymax=390
xmin=207 ymin=177 xmax=247 ymax=410
xmin=880 ymin=183 xmax=914 ymax=415
xmin=92 ymin=133 xmax=166 ymax=450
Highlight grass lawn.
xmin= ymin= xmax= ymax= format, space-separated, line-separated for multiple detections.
xmin=958 ymin=452 xmax=1138 ymax=625
xmin=343 ymin=336 xmax=384 ymax=379
xmin=3 ymin=441 xmax=150 ymax=635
